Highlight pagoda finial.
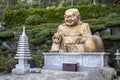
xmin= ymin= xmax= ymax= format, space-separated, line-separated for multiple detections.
xmin=22 ymin=26 xmax=26 ymax=36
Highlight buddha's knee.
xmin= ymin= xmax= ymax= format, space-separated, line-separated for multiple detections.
xmin=84 ymin=35 xmax=104 ymax=52
xmin=51 ymin=43 xmax=60 ymax=52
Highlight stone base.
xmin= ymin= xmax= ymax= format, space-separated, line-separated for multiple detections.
xmin=43 ymin=52 xmax=109 ymax=71
xmin=12 ymin=63 xmax=30 ymax=74
xmin=30 ymin=68 xmax=41 ymax=73
xmin=12 ymin=68 xmax=30 ymax=75
xmin=12 ymin=57 xmax=31 ymax=74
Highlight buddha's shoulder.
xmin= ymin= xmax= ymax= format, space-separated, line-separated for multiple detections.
xmin=80 ymin=22 xmax=89 ymax=26
xmin=58 ymin=23 xmax=66 ymax=29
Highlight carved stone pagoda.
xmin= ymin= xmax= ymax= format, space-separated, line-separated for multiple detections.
xmin=12 ymin=27 xmax=31 ymax=74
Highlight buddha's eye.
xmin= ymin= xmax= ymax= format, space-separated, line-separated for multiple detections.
xmin=70 ymin=15 xmax=74 ymax=18
xmin=65 ymin=15 xmax=74 ymax=18
xmin=71 ymin=14 xmax=75 ymax=18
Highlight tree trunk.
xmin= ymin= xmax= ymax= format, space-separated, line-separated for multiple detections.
xmin=39 ymin=0 xmax=41 ymax=8
xmin=71 ymin=0 xmax=74 ymax=6
xmin=93 ymin=0 xmax=97 ymax=4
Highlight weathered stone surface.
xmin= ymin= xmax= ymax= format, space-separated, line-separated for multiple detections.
xmin=30 ymin=68 xmax=41 ymax=73
xmin=43 ymin=52 xmax=109 ymax=71
xmin=82 ymin=67 xmax=117 ymax=80
xmin=1 ymin=69 xmax=119 ymax=80
xmin=2 ymin=70 xmax=87 ymax=80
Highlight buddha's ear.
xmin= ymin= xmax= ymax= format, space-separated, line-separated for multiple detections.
xmin=64 ymin=15 xmax=65 ymax=18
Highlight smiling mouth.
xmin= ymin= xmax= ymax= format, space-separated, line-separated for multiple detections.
xmin=66 ymin=20 xmax=73 ymax=23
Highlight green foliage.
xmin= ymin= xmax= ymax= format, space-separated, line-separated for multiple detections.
xmin=15 ymin=2 xmax=29 ymax=9
xmin=55 ymin=7 xmax=67 ymax=22
xmin=0 ymin=56 xmax=17 ymax=73
xmin=105 ymin=17 xmax=120 ymax=22
xmin=101 ymin=35 xmax=120 ymax=40
xmin=0 ymin=40 xmax=1 ymax=45
xmin=106 ymin=4 xmax=120 ymax=14
xmin=30 ymin=27 xmax=51 ymax=45
xmin=106 ymin=13 xmax=120 ymax=18
xmin=105 ymin=20 xmax=120 ymax=27
xmin=1 ymin=21 xmax=6 ymax=27
xmin=83 ymin=18 xmax=106 ymax=25
xmin=32 ymin=53 xmax=44 ymax=68
xmin=90 ymin=24 xmax=106 ymax=32
xmin=0 ymin=47 xmax=8 ymax=57
xmin=25 ymin=15 xmax=46 ymax=25
xmin=0 ymin=46 xmax=8 ymax=51
xmin=79 ymin=0 xmax=92 ymax=5
xmin=3 ymin=8 xmax=29 ymax=27
xmin=26 ymin=23 xmax=58 ymax=52
xmin=3 ymin=4 xmax=120 ymax=27
xmin=0 ymin=43 xmax=17 ymax=73
xmin=0 ymin=30 xmax=14 ymax=39
xmin=46 ymin=8 xmax=60 ymax=23
xmin=76 ymin=4 xmax=106 ymax=19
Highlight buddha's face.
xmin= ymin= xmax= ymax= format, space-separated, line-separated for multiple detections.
xmin=64 ymin=11 xmax=79 ymax=27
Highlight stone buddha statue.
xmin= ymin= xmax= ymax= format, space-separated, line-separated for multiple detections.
xmin=51 ymin=8 xmax=104 ymax=52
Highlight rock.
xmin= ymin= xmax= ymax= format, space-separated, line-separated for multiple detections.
xmin=14 ymin=31 xmax=22 ymax=39
xmin=10 ymin=43 xmax=17 ymax=50
xmin=30 ymin=68 xmax=41 ymax=73
xmin=4 ymin=76 xmax=10 ymax=80
xmin=82 ymin=67 xmax=117 ymax=80
xmin=28 ymin=60 xmax=38 ymax=68
xmin=0 ymin=22 xmax=5 ymax=31
xmin=2 ymin=42 xmax=10 ymax=49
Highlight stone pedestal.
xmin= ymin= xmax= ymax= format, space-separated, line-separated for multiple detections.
xmin=12 ymin=57 xmax=31 ymax=74
xmin=43 ymin=52 xmax=109 ymax=71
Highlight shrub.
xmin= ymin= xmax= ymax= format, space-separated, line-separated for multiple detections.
xmin=27 ymin=24 xmax=58 ymax=52
xmin=106 ymin=4 xmax=120 ymax=14
xmin=1 ymin=21 xmax=6 ymax=27
xmin=0 ymin=46 xmax=9 ymax=57
xmin=46 ymin=8 xmax=58 ymax=23
xmin=79 ymin=0 xmax=92 ymax=5
xmin=3 ymin=8 xmax=29 ymax=28
xmin=30 ymin=27 xmax=51 ymax=45
xmin=25 ymin=15 xmax=46 ymax=25
xmin=31 ymin=1 xmax=39 ymax=8
xmin=3 ymin=4 xmax=120 ymax=27
xmin=15 ymin=2 xmax=29 ymax=9
xmin=29 ymin=23 xmax=58 ymax=37
xmin=32 ymin=53 xmax=44 ymax=68
xmin=101 ymin=35 xmax=120 ymax=40
xmin=0 ymin=30 xmax=14 ymax=39
xmin=83 ymin=18 xmax=106 ymax=25
xmin=106 ymin=13 xmax=120 ymax=18
xmin=0 ymin=56 xmax=17 ymax=73
xmin=105 ymin=20 xmax=120 ymax=27
xmin=90 ymin=24 xmax=106 ymax=32
xmin=105 ymin=17 xmax=120 ymax=22
xmin=0 ymin=40 xmax=2 ymax=45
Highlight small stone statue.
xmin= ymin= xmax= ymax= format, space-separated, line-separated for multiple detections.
xmin=116 ymin=49 xmax=119 ymax=53
xmin=51 ymin=8 xmax=104 ymax=52
xmin=0 ymin=22 xmax=5 ymax=31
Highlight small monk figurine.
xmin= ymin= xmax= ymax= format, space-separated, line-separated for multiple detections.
xmin=51 ymin=8 xmax=104 ymax=52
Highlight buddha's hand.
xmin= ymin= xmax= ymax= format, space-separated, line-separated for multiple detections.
xmin=76 ymin=37 xmax=84 ymax=44
xmin=51 ymin=50 xmax=59 ymax=53
xmin=52 ymin=33 xmax=61 ymax=43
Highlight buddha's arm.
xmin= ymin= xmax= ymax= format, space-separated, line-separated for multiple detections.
xmin=51 ymin=25 xmax=63 ymax=52
xmin=81 ymin=23 xmax=92 ymax=43
xmin=52 ymin=25 xmax=63 ymax=43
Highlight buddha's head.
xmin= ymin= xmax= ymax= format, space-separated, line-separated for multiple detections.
xmin=64 ymin=8 xmax=80 ymax=27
